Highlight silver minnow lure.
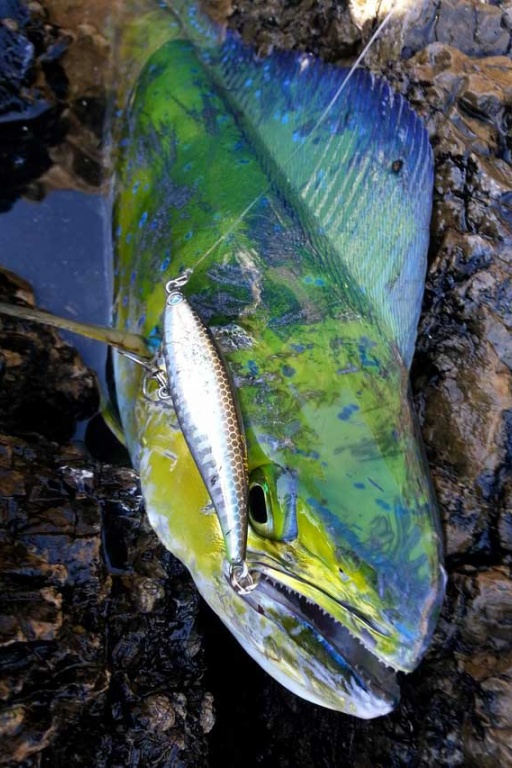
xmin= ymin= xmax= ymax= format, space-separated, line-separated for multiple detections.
xmin=162 ymin=275 xmax=254 ymax=593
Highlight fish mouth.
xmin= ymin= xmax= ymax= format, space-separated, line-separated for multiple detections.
xmin=239 ymin=564 xmax=400 ymax=711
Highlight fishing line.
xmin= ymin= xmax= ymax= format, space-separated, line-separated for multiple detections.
xmin=182 ymin=2 xmax=399 ymax=278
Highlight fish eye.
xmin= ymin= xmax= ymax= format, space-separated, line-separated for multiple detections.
xmin=249 ymin=484 xmax=268 ymax=524
xmin=248 ymin=465 xmax=298 ymax=541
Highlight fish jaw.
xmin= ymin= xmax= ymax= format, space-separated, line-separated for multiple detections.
xmin=208 ymin=565 xmax=401 ymax=718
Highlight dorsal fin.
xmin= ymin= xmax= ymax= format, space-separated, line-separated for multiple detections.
xmin=165 ymin=1 xmax=433 ymax=367
xmin=204 ymin=38 xmax=433 ymax=367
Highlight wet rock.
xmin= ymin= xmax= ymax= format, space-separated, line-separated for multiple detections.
xmin=396 ymin=0 xmax=512 ymax=59
xmin=0 ymin=269 xmax=98 ymax=442
xmin=436 ymin=1 xmax=510 ymax=58
xmin=228 ymin=0 xmax=360 ymax=60
xmin=0 ymin=430 xmax=211 ymax=766
xmin=0 ymin=0 xmax=111 ymax=209
xmin=406 ymin=41 xmax=512 ymax=573
xmin=0 ymin=0 xmax=70 ymax=210
xmin=0 ymin=274 xmax=210 ymax=766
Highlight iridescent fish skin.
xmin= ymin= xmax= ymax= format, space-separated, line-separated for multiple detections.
xmin=112 ymin=4 xmax=446 ymax=717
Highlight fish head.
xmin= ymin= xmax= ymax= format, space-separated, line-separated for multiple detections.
xmin=121 ymin=333 xmax=445 ymax=719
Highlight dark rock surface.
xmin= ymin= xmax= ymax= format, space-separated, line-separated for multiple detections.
xmin=0 ymin=0 xmax=511 ymax=766
xmin=0 ymin=270 xmax=99 ymax=443
xmin=0 ymin=0 xmax=107 ymax=212
xmin=0 ymin=270 xmax=211 ymax=766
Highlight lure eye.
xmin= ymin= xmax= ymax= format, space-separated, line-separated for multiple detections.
xmin=248 ymin=465 xmax=298 ymax=541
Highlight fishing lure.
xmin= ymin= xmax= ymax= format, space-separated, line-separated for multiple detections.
xmin=160 ymin=272 xmax=254 ymax=593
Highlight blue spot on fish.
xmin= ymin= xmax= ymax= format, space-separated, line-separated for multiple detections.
xmin=307 ymin=497 xmax=332 ymax=517
xmin=353 ymin=482 xmax=365 ymax=490
xmin=337 ymin=404 xmax=360 ymax=421
xmin=138 ymin=211 xmax=148 ymax=228
xmin=184 ymin=231 xmax=193 ymax=241
xmin=132 ymin=181 xmax=140 ymax=194
xmin=282 ymin=364 xmax=296 ymax=378
xmin=297 ymin=449 xmax=320 ymax=460
xmin=248 ymin=360 xmax=259 ymax=377
xmin=376 ymin=498 xmax=392 ymax=511
xmin=125 ymin=233 xmax=132 ymax=244
xmin=147 ymin=327 xmax=161 ymax=353
xmin=160 ymin=253 xmax=171 ymax=271
xmin=358 ymin=336 xmax=379 ymax=368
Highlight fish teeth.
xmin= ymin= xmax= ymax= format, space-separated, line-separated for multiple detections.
xmin=260 ymin=571 xmax=400 ymax=672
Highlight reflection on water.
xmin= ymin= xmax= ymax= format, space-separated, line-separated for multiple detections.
xmin=0 ymin=189 xmax=110 ymax=384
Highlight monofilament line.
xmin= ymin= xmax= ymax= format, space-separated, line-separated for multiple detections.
xmin=189 ymin=2 xmax=398 ymax=275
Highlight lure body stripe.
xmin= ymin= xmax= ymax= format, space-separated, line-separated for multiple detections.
xmin=162 ymin=289 xmax=248 ymax=567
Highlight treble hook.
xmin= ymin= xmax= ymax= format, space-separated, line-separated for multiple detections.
xmin=229 ymin=561 xmax=258 ymax=595
xmin=118 ymin=349 xmax=171 ymax=402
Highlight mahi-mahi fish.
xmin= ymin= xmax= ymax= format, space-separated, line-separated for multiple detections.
xmin=1 ymin=0 xmax=446 ymax=717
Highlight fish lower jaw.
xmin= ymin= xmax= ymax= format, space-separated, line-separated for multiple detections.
xmin=250 ymin=561 xmax=404 ymax=665
xmin=243 ymin=569 xmax=401 ymax=708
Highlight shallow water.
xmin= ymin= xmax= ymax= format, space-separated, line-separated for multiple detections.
xmin=0 ymin=190 xmax=110 ymax=382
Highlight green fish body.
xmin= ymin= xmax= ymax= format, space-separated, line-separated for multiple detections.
xmin=112 ymin=4 xmax=445 ymax=717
